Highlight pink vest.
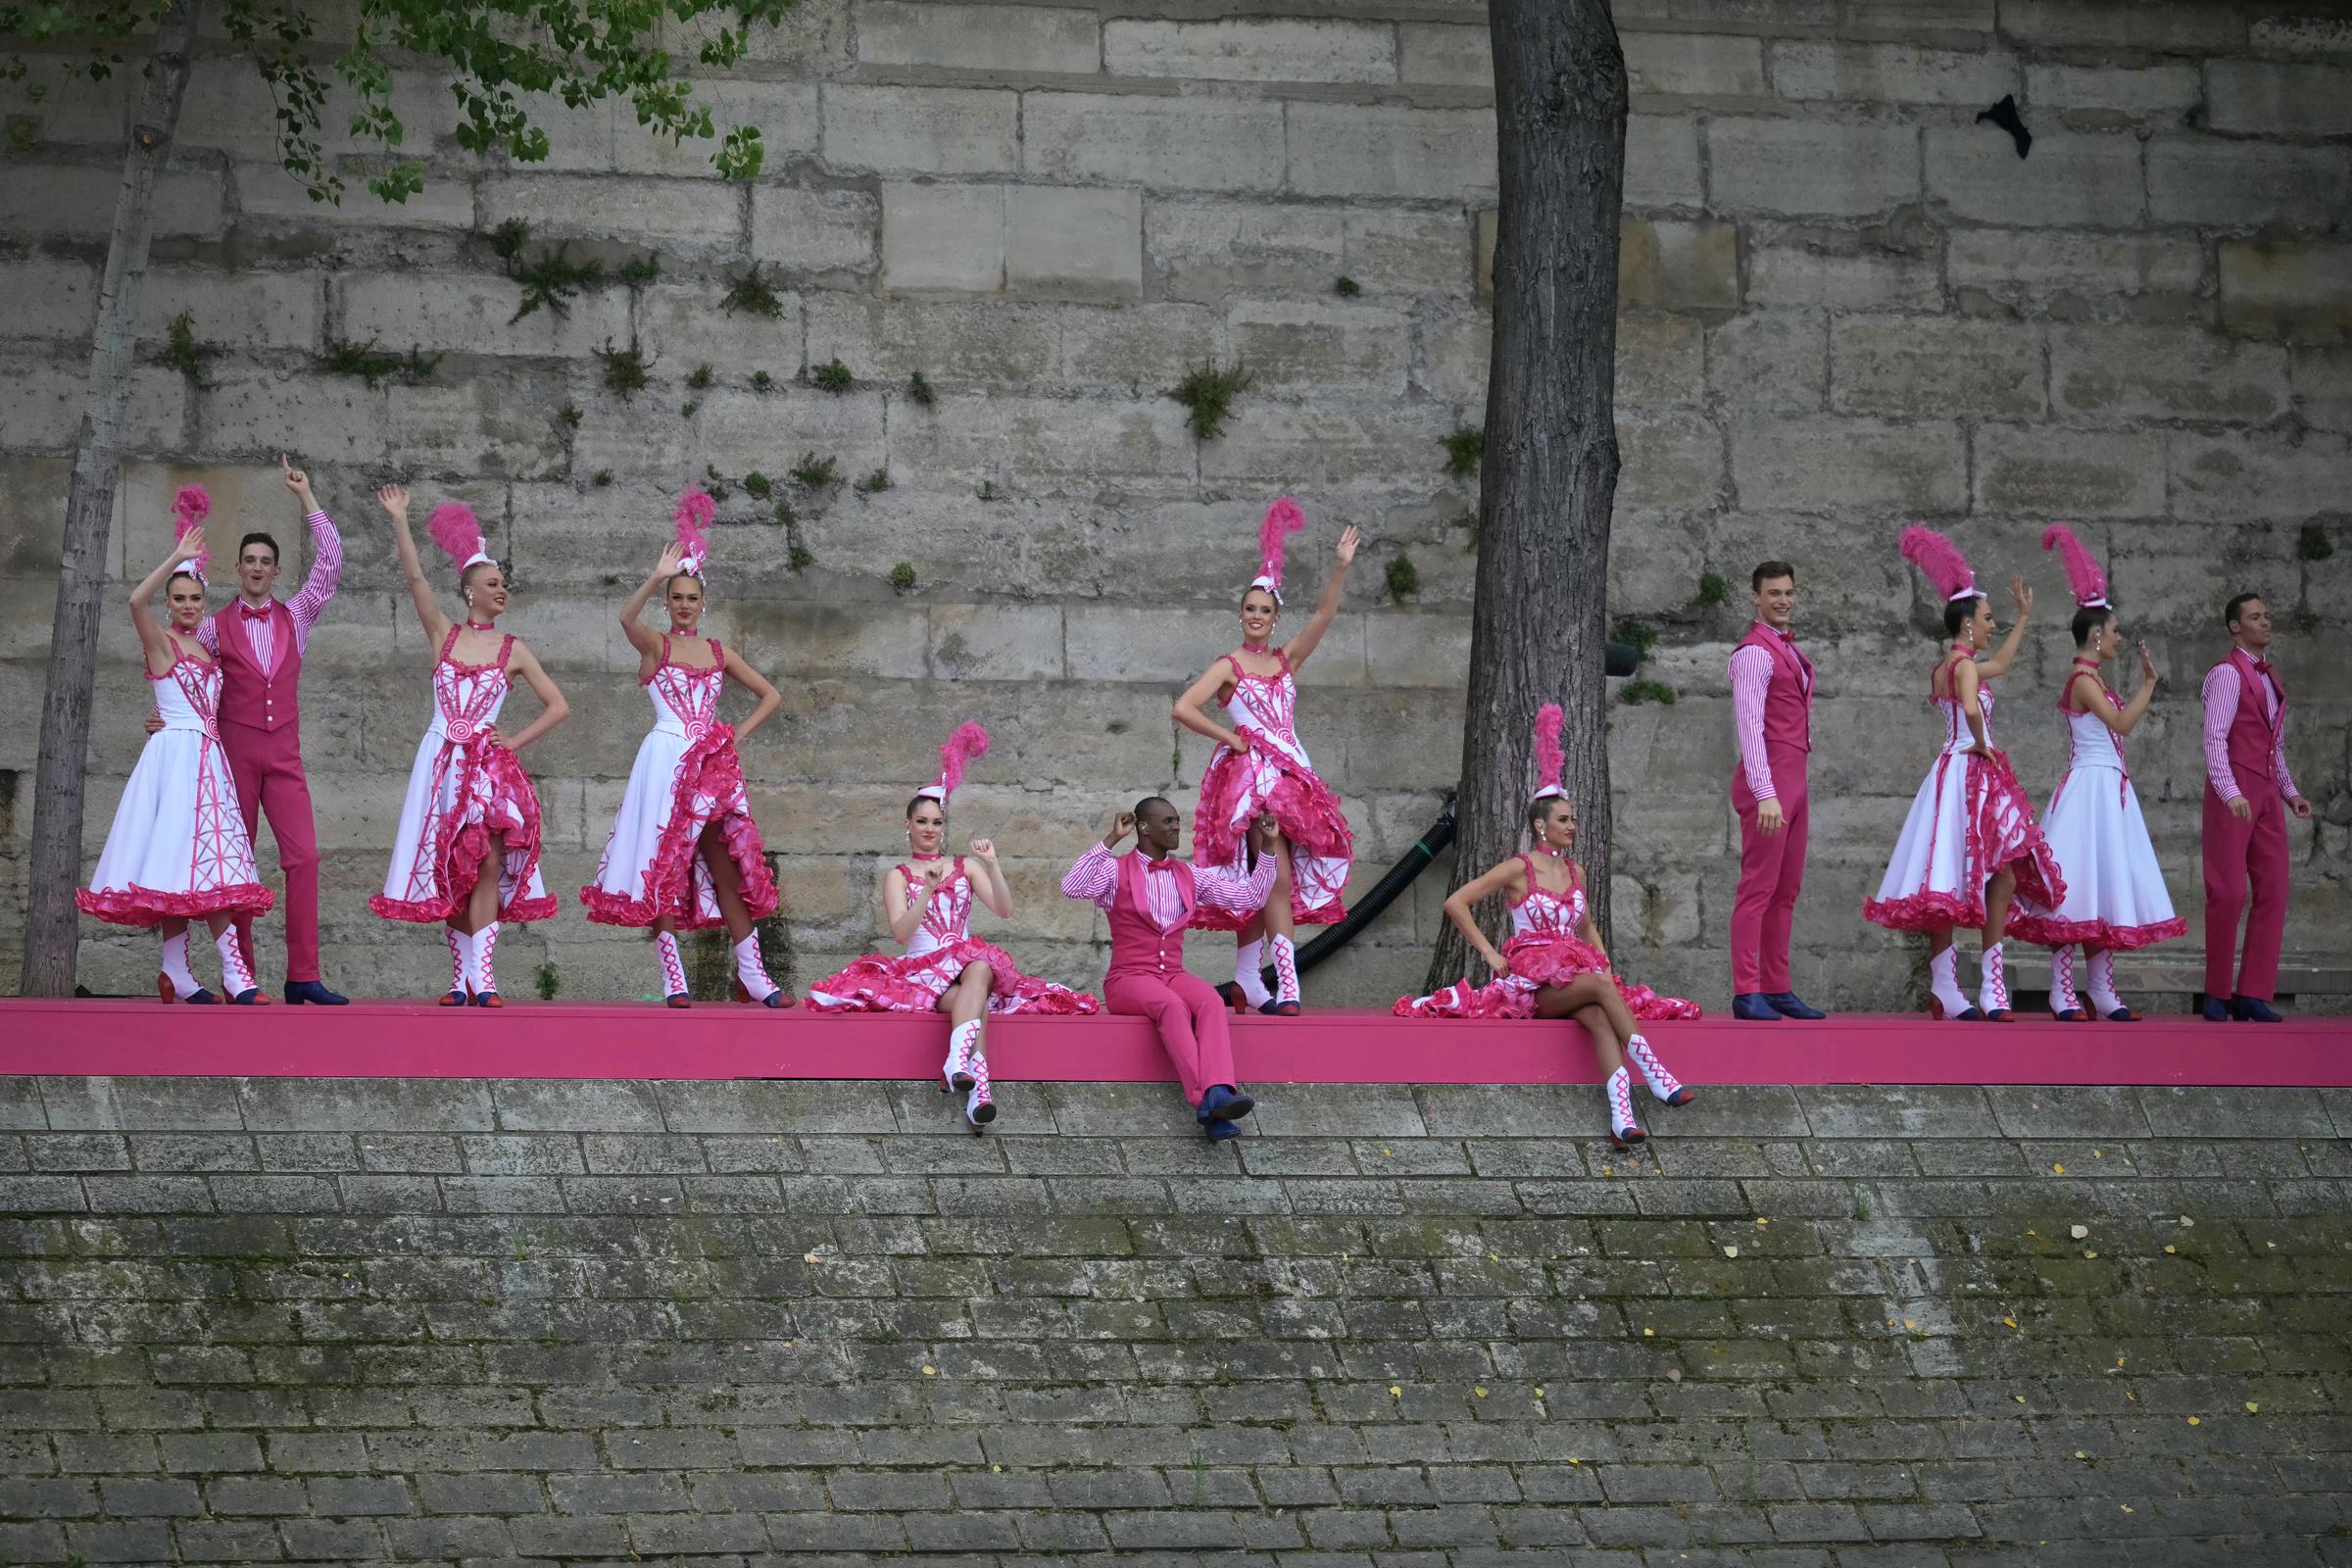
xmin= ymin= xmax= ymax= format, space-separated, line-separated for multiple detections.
xmin=1105 ymin=851 xmax=1197 ymax=979
xmin=2221 ymin=648 xmax=2283 ymax=786
xmin=211 ymin=601 xmax=301 ymax=738
xmin=1739 ymin=621 xmax=1813 ymax=752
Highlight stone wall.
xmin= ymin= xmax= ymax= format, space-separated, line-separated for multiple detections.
xmin=1 ymin=0 xmax=2348 ymax=1006
xmin=2 ymin=1073 xmax=2350 ymax=1563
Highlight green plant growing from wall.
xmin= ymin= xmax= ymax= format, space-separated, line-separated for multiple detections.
xmin=906 ymin=369 xmax=936 ymax=407
xmin=789 ymin=545 xmax=813 ymax=570
xmin=1611 ymin=617 xmax=1659 ymax=662
xmin=751 ymin=369 xmax=774 ymax=393
xmin=1620 ymin=680 xmax=1676 ymax=706
xmin=617 ymin=254 xmax=661 ymax=288
xmin=857 ymin=469 xmax=891 ymax=494
xmin=722 ymin=263 xmax=784 ymax=318
xmin=772 ymin=499 xmax=797 ymax=526
xmin=318 ymin=336 xmax=440 ymax=388
xmin=1334 ymin=275 xmax=1362 ymax=297
xmin=559 ymin=403 xmax=583 ymax=428
xmin=2299 ymin=525 xmax=2334 ymax=563
xmin=808 ymin=358 xmax=854 ymax=393
xmin=511 ymin=241 xmax=605 ymax=321
xmin=1443 ymin=424 xmax=1484 ymax=480
xmin=889 ymin=562 xmax=916 ymax=593
xmin=1694 ymin=571 xmax=1729 ymax=608
xmin=790 ymin=453 xmax=837 ymax=488
xmin=743 ymin=471 xmax=772 ymax=498
xmin=151 ymin=312 xmax=217 ymax=388
xmin=596 ymin=337 xmax=650 ymax=400
xmin=593 ymin=470 xmax=613 ymax=487
xmin=686 ymin=363 xmax=713 ymax=391
xmin=489 ymin=218 xmax=532 ymax=267
xmin=1168 ymin=361 xmax=1250 ymax=441
xmin=702 ymin=465 xmax=731 ymax=503
xmin=534 ymin=962 xmax=560 ymax=1001
xmin=1386 ymin=554 xmax=1420 ymax=601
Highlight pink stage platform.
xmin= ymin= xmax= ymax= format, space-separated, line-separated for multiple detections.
xmin=1 ymin=1000 xmax=2346 ymax=1086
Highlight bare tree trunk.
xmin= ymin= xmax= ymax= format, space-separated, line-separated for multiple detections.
xmin=1426 ymin=0 xmax=1626 ymax=990
xmin=19 ymin=0 xmax=204 ymax=997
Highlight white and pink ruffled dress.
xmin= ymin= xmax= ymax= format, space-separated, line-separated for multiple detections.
xmin=1191 ymin=649 xmax=1354 ymax=932
xmin=370 ymin=628 xmax=556 ymax=925
xmin=2005 ymin=673 xmax=2182 ymax=953
xmin=1394 ymin=854 xmax=1698 ymax=1022
xmin=1863 ymin=649 xmax=2066 ymax=933
xmin=807 ymin=857 xmax=1099 ymax=1014
xmin=77 ymin=652 xmax=274 ymax=929
xmin=580 ymin=636 xmax=778 ymax=929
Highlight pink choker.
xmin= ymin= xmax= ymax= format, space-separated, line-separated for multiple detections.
xmin=464 ymin=619 xmax=497 ymax=631
xmin=1530 ymin=843 xmax=1569 ymax=859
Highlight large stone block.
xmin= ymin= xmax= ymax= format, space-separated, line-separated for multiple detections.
xmin=1342 ymin=209 xmax=1474 ymax=298
xmin=2204 ymin=60 xmax=2352 ymax=136
xmin=2050 ymin=324 xmax=2288 ymax=423
xmin=2024 ymin=63 xmax=2199 ymax=124
xmin=236 ymin=160 xmax=477 ymax=230
xmin=1 ymin=163 xmax=223 ymax=240
xmin=1065 ymin=607 xmax=1256 ymax=684
xmin=1745 ymin=242 xmax=1941 ymax=312
xmin=134 ymin=269 xmax=321 ymax=353
xmin=1996 ymin=0 xmax=2244 ymax=51
xmin=380 ymin=371 xmax=573 ymax=483
xmin=697 ymin=387 xmax=890 ymax=487
xmin=2147 ymin=139 xmax=2351 ymax=230
xmin=1026 ymin=92 xmax=1285 ymax=193
xmin=857 ymin=2 xmax=1102 ymax=73
xmin=1625 ymin=33 xmax=1766 ymax=97
xmin=1005 ymin=186 xmax=1144 ymax=304
xmin=1056 ymin=303 xmax=1220 ymax=392
xmin=2170 ymin=430 xmax=2352 ymax=523
xmin=1705 ymin=119 xmax=1919 ymax=218
xmin=1945 ymin=229 xmax=2202 ymax=307
xmin=1615 ymin=311 xmax=1704 ymax=408
xmin=478 ymin=174 xmax=745 ymax=254
xmin=1198 ymin=402 xmax=1456 ymax=487
xmin=1626 ymin=115 xmax=1705 ymax=209
xmin=1226 ymin=299 xmax=1413 ymax=396
xmin=750 ymin=185 xmax=880 ymax=278
xmin=1616 ymin=411 xmax=1726 ymax=509
xmin=1971 ymin=425 xmax=2167 ymax=518
xmin=2294 ymin=344 xmax=2352 ymax=434
xmin=806 ymin=296 xmax=1056 ymax=388
xmin=1397 ymin=24 xmax=1490 ymax=89
xmin=1146 ymin=199 xmax=1346 ymax=303
xmin=1769 ymin=41 xmax=2016 ymax=104
xmin=928 ymin=605 xmax=1066 ymax=682
xmin=338 ymin=271 xmax=633 ymax=362
xmin=634 ymin=280 xmax=803 ymax=371
xmin=1286 ymin=103 xmax=1497 ymax=202
xmin=821 ymin=84 xmax=1017 ymax=176
xmin=0 ymin=260 xmax=100 ymax=343
xmin=887 ymin=392 xmax=1195 ymax=491
xmin=1730 ymin=416 xmax=1966 ymax=513
xmin=1102 ymin=19 xmax=1396 ymax=83
xmin=0 ymin=61 xmax=128 ymax=143
xmin=2249 ymin=12 xmax=2352 ymax=57
xmin=1707 ymin=311 xmax=1827 ymax=413
xmin=612 ymin=80 xmax=822 ymax=178
xmin=1618 ymin=219 xmax=1741 ymax=312
xmin=1832 ymin=318 xmax=2044 ymax=418
xmin=202 ymin=367 xmax=389 ymax=465
xmin=2219 ymin=241 xmax=2352 ymax=341
xmin=880 ymin=183 xmax=1005 ymax=294
xmin=1924 ymin=126 xmax=2143 ymax=228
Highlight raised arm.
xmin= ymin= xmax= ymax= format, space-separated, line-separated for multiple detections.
xmin=883 ymin=864 xmax=936 ymax=947
xmin=129 ymin=528 xmax=206 ymax=674
xmin=1282 ymin=525 xmax=1359 ymax=668
xmin=1194 ymin=815 xmax=1282 ymax=914
xmin=2075 ymin=649 xmax=2157 ymax=738
xmin=1442 ymin=856 xmax=1528 ymax=976
xmin=377 ymin=484 xmax=452 ymax=647
xmin=278 ymin=455 xmax=342 ymax=641
xmin=1173 ymin=660 xmax=1249 ymax=753
xmin=490 ymin=640 xmax=568 ymax=754
xmin=720 ymin=643 xmax=783 ymax=745
xmin=964 ymin=841 xmax=1013 ymax=920
xmin=620 ymin=543 xmax=683 ymax=661
xmin=1974 ymin=576 xmax=2033 ymax=680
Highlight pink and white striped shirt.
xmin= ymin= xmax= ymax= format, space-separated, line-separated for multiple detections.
xmin=1727 ymin=635 xmax=1806 ymax=802
xmin=2200 ymin=651 xmax=2299 ymax=805
xmin=195 ymin=509 xmax=343 ymax=670
xmin=1060 ymin=843 xmax=1276 ymax=931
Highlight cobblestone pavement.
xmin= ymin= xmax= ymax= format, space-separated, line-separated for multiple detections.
xmin=3 ymin=1076 xmax=2350 ymax=1565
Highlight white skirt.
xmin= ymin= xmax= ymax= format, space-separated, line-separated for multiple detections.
xmin=370 ymin=730 xmax=556 ymax=924
xmin=77 ymin=729 xmax=272 ymax=928
xmin=2007 ymin=764 xmax=2184 ymax=951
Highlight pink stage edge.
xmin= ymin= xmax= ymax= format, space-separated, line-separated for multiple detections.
xmin=2 ymin=1001 xmax=2347 ymax=1086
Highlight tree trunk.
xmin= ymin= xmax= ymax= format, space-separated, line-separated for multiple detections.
xmin=1425 ymin=0 xmax=1627 ymax=991
xmin=19 ymin=0 xmax=204 ymax=997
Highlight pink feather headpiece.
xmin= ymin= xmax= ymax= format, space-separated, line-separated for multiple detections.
xmin=2040 ymin=523 xmax=2108 ymax=610
xmin=1250 ymin=496 xmax=1307 ymax=603
xmin=427 ymin=502 xmax=495 ymax=573
xmin=1898 ymin=524 xmax=1977 ymax=604
xmin=673 ymin=486 xmax=716 ymax=579
xmin=170 ymin=484 xmax=212 ymax=583
xmin=916 ymin=720 xmax=992 ymax=805
xmin=1530 ymin=703 xmax=1566 ymax=803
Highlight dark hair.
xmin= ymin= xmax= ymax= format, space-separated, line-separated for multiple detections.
xmin=238 ymin=531 xmax=280 ymax=566
xmin=1528 ymin=794 xmax=1569 ymax=832
xmin=906 ymin=794 xmax=944 ymax=819
xmin=1941 ymin=595 xmax=1984 ymax=638
xmin=2224 ymin=592 xmax=2262 ymax=631
xmin=1134 ymin=795 xmax=1174 ymax=821
xmin=1751 ymin=561 xmax=1795 ymax=592
xmin=2071 ymin=605 xmax=2114 ymax=648
xmin=1238 ymin=584 xmax=1279 ymax=612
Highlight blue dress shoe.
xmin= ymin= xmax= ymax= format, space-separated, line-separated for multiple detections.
xmin=1762 ymin=991 xmax=1826 ymax=1020
xmin=2231 ymin=996 xmax=2283 ymax=1023
xmin=2200 ymin=995 xmax=2230 ymax=1022
xmin=1204 ymin=1117 xmax=1245 ymax=1142
xmin=1732 ymin=993 xmax=1783 ymax=1021
xmin=1196 ymin=1084 xmax=1255 ymax=1123
xmin=284 ymin=979 xmax=349 ymax=1005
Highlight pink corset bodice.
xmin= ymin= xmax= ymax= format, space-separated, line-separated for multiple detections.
xmin=1221 ymin=650 xmax=1311 ymax=767
xmin=429 ymin=628 xmax=512 ymax=746
xmin=648 ymin=638 xmax=725 ymax=743
xmin=1509 ymin=855 xmax=1587 ymax=938
xmin=902 ymin=858 xmax=974 ymax=958
xmin=1934 ymin=649 xmax=1996 ymax=756
xmin=149 ymin=653 xmax=221 ymax=739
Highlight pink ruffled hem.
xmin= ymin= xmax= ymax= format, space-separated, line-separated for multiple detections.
xmin=1190 ymin=750 xmax=1353 ymax=931
xmin=2004 ymin=913 xmax=2186 ymax=952
xmin=806 ymin=937 xmax=1101 ymax=1015
xmin=579 ymin=725 xmax=779 ymax=930
xmin=76 ymin=882 xmax=275 ymax=930
xmin=1391 ymin=934 xmax=1701 ymax=1022
xmin=369 ymin=742 xmax=556 ymax=926
xmin=1863 ymin=748 xmax=2067 ymax=935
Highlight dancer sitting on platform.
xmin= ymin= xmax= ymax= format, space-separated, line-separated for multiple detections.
xmin=78 ymin=492 xmax=274 ymax=1003
xmin=369 ymin=487 xmax=569 ymax=1006
xmin=1173 ymin=499 xmax=1358 ymax=1016
xmin=1394 ymin=704 xmax=1697 ymax=1150
xmin=580 ymin=489 xmax=790 ymax=1008
xmin=2198 ymin=592 xmax=2312 ymax=1023
xmin=2006 ymin=527 xmax=2181 ymax=1021
xmin=809 ymin=722 xmax=1100 ymax=1130
xmin=1062 ymin=800 xmax=1281 ymax=1141
xmin=1864 ymin=527 xmax=2065 ymax=1023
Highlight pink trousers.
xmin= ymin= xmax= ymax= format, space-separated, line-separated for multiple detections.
xmin=1103 ymin=969 xmax=1236 ymax=1103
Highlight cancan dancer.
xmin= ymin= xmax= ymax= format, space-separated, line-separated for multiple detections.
xmin=2005 ymin=526 xmax=2181 ymax=1020
xmin=1864 ymin=527 xmax=2064 ymax=1022
xmin=1726 ymin=560 xmax=1825 ymax=1022
xmin=78 ymin=492 xmax=273 ymax=1003
xmin=580 ymin=489 xmax=790 ymax=1007
xmin=1173 ymin=499 xmax=1358 ymax=1015
xmin=2197 ymin=593 xmax=2312 ymax=1023
xmin=808 ymin=722 xmax=1100 ymax=1130
xmin=1394 ymin=704 xmax=1698 ymax=1149
xmin=368 ymin=488 xmax=568 ymax=1006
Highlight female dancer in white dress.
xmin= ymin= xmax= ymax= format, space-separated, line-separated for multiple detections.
xmin=2006 ymin=525 xmax=2181 ymax=1020
xmin=1864 ymin=527 xmax=2065 ymax=1022
xmin=76 ymin=490 xmax=272 ymax=1003
xmin=1173 ymin=499 xmax=1358 ymax=1016
xmin=1395 ymin=706 xmax=1697 ymax=1148
xmin=368 ymin=487 xmax=570 ymax=1005
xmin=808 ymin=721 xmax=1101 ymax=1129
xmin=580 ymin=490 xmax=789 ymax=1007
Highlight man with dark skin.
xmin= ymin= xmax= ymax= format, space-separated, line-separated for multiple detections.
xmin=1062 ymin=799 xmax=1282 ymax=1139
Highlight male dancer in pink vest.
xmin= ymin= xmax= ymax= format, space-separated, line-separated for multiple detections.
xmin=195 ymin=457 xmax=348 ymax=1004
xmin=1063 ymin=799 xmax=1279 ymax=1140
xmin=2198 ymin=593 xmax=2311 ymax=1022
xmin=1727 ymin=561 xmax=1826 ymax=1021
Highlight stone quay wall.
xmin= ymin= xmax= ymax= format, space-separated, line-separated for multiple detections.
xmin=2 ymin=0 xmax=2348 ymax=1005
xmin=2 ymin=1073 xmax=2350 ymax=1564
